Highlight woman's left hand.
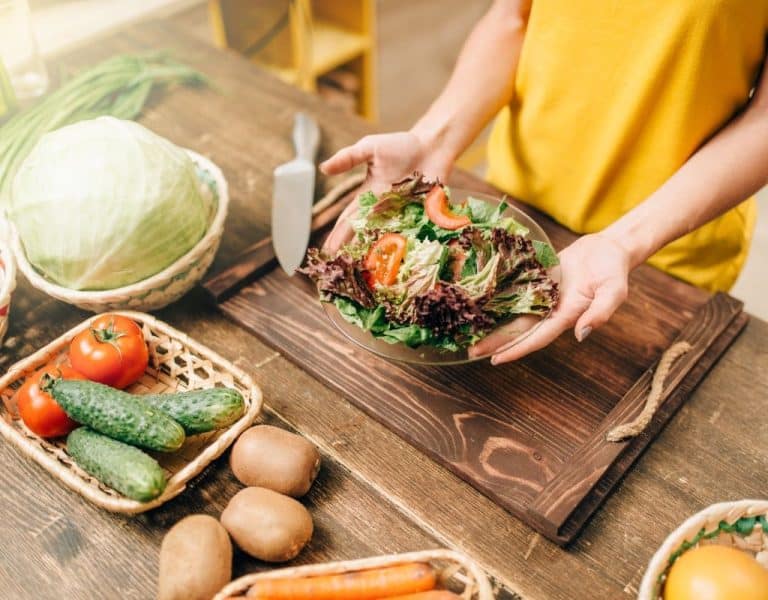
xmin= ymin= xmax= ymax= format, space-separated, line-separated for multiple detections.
xmin=470 ymin=233 xmax=632 ymax=364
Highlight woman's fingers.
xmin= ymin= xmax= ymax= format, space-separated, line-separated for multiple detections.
xmin=320 ymin=138 xmax=373 ymax=175
xmin=489 ymin=278 xmax=628 ymax=364
xmin=573 ymin=280 xmax=627 ymax=341
xmin=488 ymin=314 xmax=571 ymax=365
xmin=469 ymin=314 xmax=539 ymax=358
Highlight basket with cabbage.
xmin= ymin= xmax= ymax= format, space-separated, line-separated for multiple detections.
xmin=5 ymin=116 xmax=227 ymax=312
xmin=302 ymin=174 xmax=560 ymax=358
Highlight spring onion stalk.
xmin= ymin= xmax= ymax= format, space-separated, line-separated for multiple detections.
xmin=0 ymin=52 xmax=206 ymax=205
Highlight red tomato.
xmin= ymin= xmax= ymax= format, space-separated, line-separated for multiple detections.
xmin=364 ymin=233 xmax=408 ymax=286
xmin=424 ymin=185 xmax=471 ymax=230
xmin=70 ymin=314 xmax=148 ymax=389
xmin=16 ymin=365 xmax=83 ymax=437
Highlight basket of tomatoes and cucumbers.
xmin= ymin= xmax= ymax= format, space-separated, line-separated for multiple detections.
xmin=0 ymin=312 xmax=262 ymax=513
xmin=640 ymin=499 xmax=768 ymax=600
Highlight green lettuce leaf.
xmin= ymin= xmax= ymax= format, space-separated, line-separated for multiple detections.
xmin=484 ymin=278 xmax=559 ymax=316
xmin=380 ymin=238 xmax=445 ymax=321
xmin=533 ymin=240 xmax=559 ymax=268
xmin=467 ymin=196 xmax=529 ymax=235
xmin=333 ymin=297 xmax=460 ymax=351
xmin=458 ymin=253 xmax=500 ymax=299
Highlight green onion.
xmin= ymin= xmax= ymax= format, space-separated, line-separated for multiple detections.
xmin=0 ymin=52 xmax=207 ymax=205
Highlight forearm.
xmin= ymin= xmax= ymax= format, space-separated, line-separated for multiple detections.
xmin=411 ymin=0 xmax=530 ymax=169
xmin=604 ymin=103 xmax=768 ymax=269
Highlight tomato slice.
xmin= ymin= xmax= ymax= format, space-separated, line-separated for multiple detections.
xmin=424 ymin=185 xmax=471 ymax=230
xmin=364 ymin=233 xmax=407 ymax=287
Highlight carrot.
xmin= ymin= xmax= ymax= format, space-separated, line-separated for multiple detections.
xmin=378 ymin=592 xmax=462 ymax=600
xmin=246 ymin=562 xmax=437 ymax=599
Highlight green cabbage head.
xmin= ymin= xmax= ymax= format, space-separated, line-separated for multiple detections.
xmin=9 ymin=116 xmax=213 ymax=290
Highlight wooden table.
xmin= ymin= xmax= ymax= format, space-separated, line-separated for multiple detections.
xmin=1 ymin=21 xmax=766 ymax=600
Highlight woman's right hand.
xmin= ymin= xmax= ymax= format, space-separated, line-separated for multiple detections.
xmin=320 ymin=131 xmax=452 ymax=253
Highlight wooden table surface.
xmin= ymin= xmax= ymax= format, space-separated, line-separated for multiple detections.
xmin=1 ymin=21 xmax=766 ymax=600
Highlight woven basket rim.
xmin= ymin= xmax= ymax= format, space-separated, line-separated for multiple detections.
xmin=0 ymin=310 xmax=263 ymax=513
xmin=0 ymin=236 xmax=17 ymax=307
xmin=213 ymin=548 xmax=495 ymax=600
xmin=9 ymin=149 xmax=228 ymax=302
xmin=638 ymin=499 xmax=768 ymax=599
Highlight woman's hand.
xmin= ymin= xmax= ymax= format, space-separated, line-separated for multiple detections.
xmin=470 ymin=233 xmax=631 ymax=364
xmin=320 ymin=131 xmax=452 ymax=253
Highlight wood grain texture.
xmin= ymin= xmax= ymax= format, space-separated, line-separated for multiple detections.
xmin=0 ymin=19 xmax=764 ymax=600
xmin=526 ymin=294 xmax=746 ymax=542
xmin=0 ymin=24 xmax=518 ymax=600
xmin=219 ymin=256 xmax=745 ymax=544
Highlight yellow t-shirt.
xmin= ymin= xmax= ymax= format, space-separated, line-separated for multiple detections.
xmin=486 ymin=0 xmax=765 ymax=291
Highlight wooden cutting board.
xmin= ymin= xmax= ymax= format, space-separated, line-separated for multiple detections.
xmin=213 ymin=173 xmax=748 ymax=545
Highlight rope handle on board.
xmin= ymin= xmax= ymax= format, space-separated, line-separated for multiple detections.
xmin=606 ymin=341 xmax=693 ymax=442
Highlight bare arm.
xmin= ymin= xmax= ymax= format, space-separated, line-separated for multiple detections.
xmin=408 ymin=0 xmax=531 ymax=173
xmin=485 ymin=54 xmax=768 ymax=364
xmin=604 ymin=69 xmax=768 ymax=267
xmin=321 ymin=0 xmax=530 ymax=182
xmin=321 ymin=0 xmax=530 ymax=251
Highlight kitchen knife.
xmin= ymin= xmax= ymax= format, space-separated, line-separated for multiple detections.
xmin=200 ymin=172 xmax=365 ymax=304
xmin=271 ymin=112 xmax=320 ymax=276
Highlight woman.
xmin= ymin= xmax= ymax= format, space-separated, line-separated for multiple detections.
xmin=321 ymin=0 xmax=765 ymax=364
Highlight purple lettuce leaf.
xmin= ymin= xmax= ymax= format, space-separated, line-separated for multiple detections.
xmin=300 ymin=248 xmax=376 ymax=309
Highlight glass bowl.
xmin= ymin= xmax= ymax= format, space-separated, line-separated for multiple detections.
xmin=321 ymin=188 xmax=560 ymax=365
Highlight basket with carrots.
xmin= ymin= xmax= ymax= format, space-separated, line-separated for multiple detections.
xmin=213 ymin=549 xmax=494 ymax=600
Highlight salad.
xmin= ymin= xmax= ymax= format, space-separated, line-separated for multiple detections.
xmin=301 ymin=174 xmax=560 ymax=352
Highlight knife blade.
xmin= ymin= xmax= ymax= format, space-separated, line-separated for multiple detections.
xmin=272 ymin=112 xmax=320 ymax=275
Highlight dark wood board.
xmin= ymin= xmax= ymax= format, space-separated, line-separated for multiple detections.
xmin=218 ymin=173 xmax=747 ymax=545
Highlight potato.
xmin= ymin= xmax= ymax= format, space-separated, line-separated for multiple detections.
xmin=158 ymin=514 xmax=232 ymax=600
xmin=230 ymin=425 xmax=321 ymax=497
xmin=221 ymin=487 xmax=313 ymax=562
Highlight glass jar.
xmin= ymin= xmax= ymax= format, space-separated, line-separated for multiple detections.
xmin=0 ymin=0 xmax=48 ymax=99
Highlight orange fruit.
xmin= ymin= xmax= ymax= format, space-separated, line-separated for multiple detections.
xmin=664 ymin=544 xmax=768 ymax=600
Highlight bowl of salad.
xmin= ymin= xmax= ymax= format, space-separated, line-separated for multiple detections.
xmin=301 ymin=174 xmax=560 ymax=365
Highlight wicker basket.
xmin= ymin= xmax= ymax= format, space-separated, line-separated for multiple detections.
xmin=0 ymin=234 xmax=16 ymax=346
xmin=639 ymin=499 xmax=768 ymax=599
xmin=0 ymin=311 xmax=262 ymax=513
xmin=214 ymin=549 xmax=494 ymax=600
xmin=9 ymin=150 xmax=228 ymax=313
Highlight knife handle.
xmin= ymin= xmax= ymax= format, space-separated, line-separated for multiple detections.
xmin=293 ymin=112 xmax=320 ymax=162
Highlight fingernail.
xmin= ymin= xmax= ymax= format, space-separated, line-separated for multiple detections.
xmin=577 ymin=326 xmax=592 ymax=342
xmin=490 ymin=356 xmax=499 ymax=366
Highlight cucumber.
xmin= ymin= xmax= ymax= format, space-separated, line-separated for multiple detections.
xmin=67 ymin=427 xmax=167 ymax=502
xmin=52 ymin=380 xmax=185 ymax=452
xmin=145 ymin=387 xmax=245 ymax=435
